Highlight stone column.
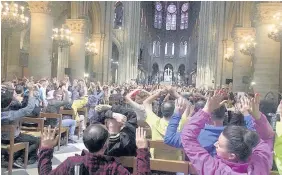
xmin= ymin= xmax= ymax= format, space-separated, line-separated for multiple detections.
xmin=6 ymin=31 xmax=21 ymax=80
xmin=232 ymin=27 xmax=255 ymax=92
xmin=221 ymin=40 xmax=234 ymax=86
xmin=57 ymin=47 xmax=69 ymax=79
xmin=253 ymin=3 xmax=282 ymax=100
xmin=28 ymin=2 xmax=53 ymax=79
xmin=92 ymin=33 xmax=105 ymax=82
xmin=66 ymin=19 xmax=86 ymax=79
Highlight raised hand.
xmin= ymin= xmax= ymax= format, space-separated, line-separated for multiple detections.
xmin=95 ymin=104 xmax=112 ymax=112
xmin=174 ymin=97 xmax=189 ymax=116
xmin=248 ymin=93 xmax=260 ymax=120
xmin=235 ymin=96 xmax=250 ymax=115
xmin=112 ymin=113 xmax=127 ymax=124
xmin=136 ymin=127 xmax=148 ymax=149
xmin=203 ymin=91 xmax=224 ymax=113
xmin=41 ymin=125 xmax=59 ymax=148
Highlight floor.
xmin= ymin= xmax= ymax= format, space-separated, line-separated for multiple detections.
xmin=1 ymin=136 xmax=85 ymax=175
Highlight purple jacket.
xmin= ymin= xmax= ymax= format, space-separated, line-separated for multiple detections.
xmin=181 ymin=110 xmax=274 ymax=175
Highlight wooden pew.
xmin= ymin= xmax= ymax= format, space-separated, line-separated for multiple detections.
xmin=119 ymin=140 xmax=196 ymax=175
xmin=1 ymin=125 xmax=29 ymax=175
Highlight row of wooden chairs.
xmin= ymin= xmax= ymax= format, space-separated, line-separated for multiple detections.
xmin=1 ymin=108 xmax=87 ymax=175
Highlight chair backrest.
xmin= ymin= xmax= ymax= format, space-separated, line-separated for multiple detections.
xmin=1 ymin=125 xmax=15 ymax=146
xmin=40 ymin=112 xmax=63 ymax=128
xmin=20 ymin=117 xmax=45 ymax=132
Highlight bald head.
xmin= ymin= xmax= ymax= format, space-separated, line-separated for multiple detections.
xmin=161 ymin=100 xmax=175 ymax=118
xmin=83 ymin=124 xmax=109 ymax=153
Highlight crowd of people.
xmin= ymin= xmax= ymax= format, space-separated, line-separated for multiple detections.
xmin=1 ymin=75 xmax=281 ymax=175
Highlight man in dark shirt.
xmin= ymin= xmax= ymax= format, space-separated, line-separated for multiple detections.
xmin=38 ymin=125 xmax=151 ymax=175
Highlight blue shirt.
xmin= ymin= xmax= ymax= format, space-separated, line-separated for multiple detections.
xmin=164 ymin=113 xmax=256 ymax=155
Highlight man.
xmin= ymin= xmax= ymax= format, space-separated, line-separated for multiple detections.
xmin=1 ymin=82 xmax=40 ymax=167
xmin=94 ymin=104 xmax=138 ymax=157
xmin=38 ymin=125 xmax=151 ymax=175
xmin=143 ymin=87 xmax=186 ymax=160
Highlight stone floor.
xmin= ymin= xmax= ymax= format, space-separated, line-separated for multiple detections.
xmin=1 ymin=136 xmax=85 ymax=175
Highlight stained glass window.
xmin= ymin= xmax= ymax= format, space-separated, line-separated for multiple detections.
xmin=180 ymin=3 xmax=189 ymax=30
xmin=114 ymin=2 xmax=123 ymax=29
xmin=166 ymin=4 xmax=177 ymax=31
xmin=184 ymin=41 xmax=187 ymax=55
xmin=165 ymin=42 xmax=168 ymax=55
xmin=154 ymin=2 xmax=162 ymax=29
xmin=172 ymin=43 xmax=175 ymax=55
xmin=153 ymin=41 xmax=161 ymax=57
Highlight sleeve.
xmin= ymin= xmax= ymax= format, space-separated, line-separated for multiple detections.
xmin=180 ymin=110 xmax=224 ymax=175
xmin=244 ymin=115 xmax=255 ymax=131
xmin=38 ymin=148 xmax=69 ymax=175
xmin=248 ymin=113 xmax=275 ymax=175
xmin=7 ymin=96 xmax=36 ymax=121
xmin=135 ymin=148 xmax=151 ymax=175
xmin=274 ymin=122 xmax=282 ymax=175
xmin=164 ymin=112 xmax=183 ymax=148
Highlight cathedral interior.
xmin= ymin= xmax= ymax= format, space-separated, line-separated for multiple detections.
xmin=1 ymin=1 xmax=282 ymax=100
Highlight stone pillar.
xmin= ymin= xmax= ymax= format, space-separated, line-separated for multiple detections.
xmin=222 ymin=39 xmax=234 ymax=87
xmin=92 ymin=33 xmax=105 ymax=82
xmin=66 ymin=19 xmax=86 ymax=79
xmin=232 ymin=27 xmax=255 ymax=92
xmin=253 ymin=3 xmax=282 ymax=100
xmin=28 ymin=2 xmax=53 ymax=79
xmin=57 ymin=47 xmax=69 ymax=79
xmin=6 ymin=31 xmax=21 ymax=80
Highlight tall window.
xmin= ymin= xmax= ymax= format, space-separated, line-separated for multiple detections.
xmin=152 ymin=41 xmax=160 ymax=57
xmin=184 ymin=41 xmax=187 ymax=55
xmin=180 ymin=3 xmax=189 ymax=30
xmin=172 ymin=43 xmax=175 ymax=55
xmin=165 ymin=42 xmax=168 ymax=55
xmin=154 ymin=2 xmax=163 ymax=29
xmin=180 ymin=41 xmax=188 ymax=57
xmin=114 ymin=2 xmax=123 ymax=29
xmin=166 ymin=4 xmax=177 ymax=30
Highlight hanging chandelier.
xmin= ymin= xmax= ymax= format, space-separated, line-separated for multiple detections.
xmin=268 ymin=12 xmax=282 ymax=42
xmin=239 ymin=36 xmax=256 ymax=56
xmin=85 ymin=40 xmax=98 ymax=55
xmin=1 ymin=2 xmax=29 ymax=31
xmin=51 ymin=26 xmax=74 ymax=49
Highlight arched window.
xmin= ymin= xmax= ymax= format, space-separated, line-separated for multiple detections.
xmin=166 ymin=4 xmax=177 ymax=31
xmin=152 ymin=41 xmax=156 ymax=55
xmin=172 ymin=43 xmax=175 ymax=56
xmin=114 ymin=2 xmax=123 ymax=29
xmin=153 ymin=41 xmax=161 ymax=57
xmin=180 ymin=3 xmax=189 ymax=30
xmin=184 ymin=41 xmax=187 ymax=55
xmin=154 ymin=2 xmax=163 ymax=29
xmin=165 ymin=42 xmax=168 ymax=55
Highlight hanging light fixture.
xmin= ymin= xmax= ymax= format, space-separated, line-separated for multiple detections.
xmin=85 ymin=39 xmax=98 ymax=55
xmin=239 ymin=35 xmax=256 ymax=56
xmin=268 ymin=12 xmax=282 ymax=42
xmin=51 ymin=26 xmax=74 ymax=50
xmin=1 ymin=2 xmax=29 ymax=31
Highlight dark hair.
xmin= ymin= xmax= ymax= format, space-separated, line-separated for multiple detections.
xmin=259 ymin=100 xmax=277 ymax=123
xmin=1 ymin=87 xmax=14 ymax=109
xmin=224 ymin=112 xmax=246 ymax=127
xmin=194 ymin=100 xmax=206 ymax=112
xmin=211 ymin=105 xmax=226 ymax=121
xmin=222 ymin=125 xmax=259 ymax=161
xmin=161 ymin=100 xmax=175 ymax=118
xmin=15 ymin=85 xmax=23 ymax=94
xmin=83 ymin=124 xmax=109 ymax=153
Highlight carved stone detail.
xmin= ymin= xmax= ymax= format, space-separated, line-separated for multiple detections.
xmin=256 ymin=3 xmax=282 ymax=24
xmin=28 ymin=2 xmax=51 ymax=14
xmin=232 ymin=27 xmax=256 ymax=42
xmin=65 ymin=19 xmax=87 ymax=34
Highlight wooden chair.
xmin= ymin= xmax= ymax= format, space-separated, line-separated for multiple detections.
xmin=59 ymin=109 xmax=82 ymax=139
xmin=40 ymin=113 xmax=69 ymax=151
xmin=20 ymin=117 xmax=45 ymax=137
xmin=1 ymin=125 xmax=29 ymax=175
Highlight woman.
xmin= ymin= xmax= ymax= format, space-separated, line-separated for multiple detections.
xmin=181 ymin=93 xmax=274 ymax=175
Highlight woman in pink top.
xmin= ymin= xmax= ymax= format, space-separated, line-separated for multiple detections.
xmin=181 ymin=92 xmax=275 ymax=175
